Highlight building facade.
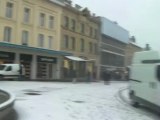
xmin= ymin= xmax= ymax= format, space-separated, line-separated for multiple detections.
xmin=99 ymin=17 xmax=129 ymax=79
xmin=0 ymin=0 xmax=71 ymax=80
xmin=59 ymin=3 xmax=101 ymax=80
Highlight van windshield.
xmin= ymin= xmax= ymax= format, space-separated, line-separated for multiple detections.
xmin=0 ymin=65 xmax=6 ymax=70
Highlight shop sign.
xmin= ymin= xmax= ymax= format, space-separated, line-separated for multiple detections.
xmin=0 ymin=51 xmax=15 ymax=60
xmin=37 ymin=56 xmax=57 ymax=63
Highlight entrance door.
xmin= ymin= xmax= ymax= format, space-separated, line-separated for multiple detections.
xmin=37 ymin=63 xmax=47 ymax=79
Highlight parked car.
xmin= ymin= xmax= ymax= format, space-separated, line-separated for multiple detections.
xmin=0 ymin=64 xmax=25 ymax=80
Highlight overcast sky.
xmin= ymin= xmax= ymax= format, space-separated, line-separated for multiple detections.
xmin=73 ymin=0 xmax=160 ymax=50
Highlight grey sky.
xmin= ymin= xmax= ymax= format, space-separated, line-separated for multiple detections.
xmin=73 ymin=0 xmax=160 ymax=50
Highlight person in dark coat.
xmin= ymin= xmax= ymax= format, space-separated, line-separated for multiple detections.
xmin=102 ymin=70 xmax=111 ymax=85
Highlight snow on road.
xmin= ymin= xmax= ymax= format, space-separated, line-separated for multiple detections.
xmin=0 ymin=81 xmax=159 ymax=120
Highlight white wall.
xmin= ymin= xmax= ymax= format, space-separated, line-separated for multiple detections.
xmin=101 ymin=17 xmax=129 ymax=43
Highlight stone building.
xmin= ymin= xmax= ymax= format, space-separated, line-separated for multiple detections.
xmin=98 ymin=17 xmax=129 ymax=80
xmin=0 ymin=0 xmax=71 ymax=80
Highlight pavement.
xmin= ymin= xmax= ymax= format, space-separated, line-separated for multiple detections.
xmin=0 ymin=81 xmax=159 ymax=120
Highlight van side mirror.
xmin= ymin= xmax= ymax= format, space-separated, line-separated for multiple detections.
xmin=156 ymin=65 xmax=160 ymax=81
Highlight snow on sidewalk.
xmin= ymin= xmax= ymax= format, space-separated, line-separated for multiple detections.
xmin=0 ymin=81 xmax=158 ymax=120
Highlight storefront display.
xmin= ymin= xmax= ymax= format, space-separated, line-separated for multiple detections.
xmin=37 ymin=56 xmax=57 ymax=79
xmin=20 ymin=54 xmax=32 ymax=79
xmin=0 ymin=51 xmax=15 ymax=63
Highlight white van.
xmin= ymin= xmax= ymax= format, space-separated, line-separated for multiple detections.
xmin=129 ymin=51 xmax=160 ymax=112
xmin=0 ymin=64 xmax=25 ymax=80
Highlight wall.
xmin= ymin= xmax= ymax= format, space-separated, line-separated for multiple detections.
xmin=0 ymin=0 xmax=62 ymax=50
xmin=101 ymin=17 xmax=129 ymax=44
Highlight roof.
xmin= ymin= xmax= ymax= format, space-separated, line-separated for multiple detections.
xmin=0 ymin=42 xmax=72 ymax=56
xmin=132 ymin=50 xmax=160 ymax=64
xmin=130 ymin=42 xmax=142 ymax=49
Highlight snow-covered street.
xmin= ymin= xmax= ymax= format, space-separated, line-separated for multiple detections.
xmin=0 ymin=81 xmax=159 ymax=120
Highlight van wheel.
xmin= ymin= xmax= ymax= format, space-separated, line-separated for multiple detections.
xmin=131 ymin=101 xmax=140 ymax=108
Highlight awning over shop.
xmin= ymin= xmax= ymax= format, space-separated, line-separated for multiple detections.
xmin=65 ymin=56 xmax=86 ymax=61
xmin=65 ymin=56 xmax=96 ymax=62
xmin=0 ymin=42 xmax=72 ymax=56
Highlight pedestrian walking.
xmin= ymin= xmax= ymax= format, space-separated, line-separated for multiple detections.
xmin=102 ymin=70 xmax=111 ymax=85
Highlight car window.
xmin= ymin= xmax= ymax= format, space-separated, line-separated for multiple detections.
xmin=5 ymin=66 xmax=12 ymax=71
xmin=0 ymin=65 xmax=6 ymax=70
xmin=157 ymin=65 xmax=160 ymax=81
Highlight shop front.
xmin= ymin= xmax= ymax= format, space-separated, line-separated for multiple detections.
xmin=63 ymin=56 xmax=96 ymax=81
xmin=20 ymin=54 xmax=32 ymax=79
xmin=37 ymin=56 xmax=57 ymax=79
xmin=0 ymin=51 xmax=15 ymax=64
xmin=0 ymin=42 xmax=72 ymax=80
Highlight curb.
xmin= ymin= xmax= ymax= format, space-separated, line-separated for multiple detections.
xmin=0 ymin=89 xmax=15 ymax=119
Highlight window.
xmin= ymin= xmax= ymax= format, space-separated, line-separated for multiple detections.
xmin=89 ymin=42 xmax=93 ymax=53
xmin=22 ymin=30 xmax=29 ymax=45
xmin=6 ymin=66 xmax=12 ymax=71
xmin=94 ymin=43 xmax=98 ymax=54
xmin=64 ymin=35 xmax=69 ymax=49
xmin=38 ymin=34 xmax=44 ymax=47
xmin=80 ymin=39 xmax=85 ymax=52
xmin=157 ymin=65 xmax=160 ymax=81
xmin=64 ymin=16 xmax=69 ymax=28
xmin=90 ymin=27 xmax=93 ymax=37
xmin=71 ymin=37 xmax=76 ymax=50
xmin=6 ymin=2 xmax=13 ymax=18
xmin=49 ymin=16 xmax=54 ymax=29
xmin=142 ymin=60 xmax=160 ymax=64
xmin=71 ymin=19 xmax=76 ymax=31
xmin=94 ymin=29 xmax=98 ymax=39
xmin=4 ymin=27 xmax=12 ymax=42
xmin=0 ymin=65 xmax=6 ymax=70
xmin=39 ymin=13 xmax=45 ymax=27
xmin=80 ymin=23 xmax=85 ymax=33
xmin=23 ymin=8 xmax=30 ymax=23
xmin=48 ymin=36 xmax=53 ymax=49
